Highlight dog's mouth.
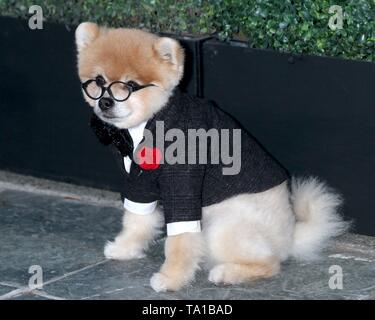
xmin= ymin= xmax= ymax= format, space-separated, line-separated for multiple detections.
xmin=94 ymin=103 xmax=133 ymax=124
xmin=101 ymin=113 xmax=119 ymax=119
xmin=98 ymin=111 xmax=133 ymax=123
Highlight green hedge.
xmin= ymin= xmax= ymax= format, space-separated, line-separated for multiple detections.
xmin=1 ymin=0 xmax=374 ymax=61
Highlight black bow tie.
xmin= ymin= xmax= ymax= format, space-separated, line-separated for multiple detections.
xmin=90 ymin=114 xmax=134 ymax=158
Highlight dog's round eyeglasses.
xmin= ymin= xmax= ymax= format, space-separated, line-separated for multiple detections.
xmin=81 ymin=76 xmax=155 ymax=102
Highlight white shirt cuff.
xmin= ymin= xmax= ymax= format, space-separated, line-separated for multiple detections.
xmin=167 ymin=220 xmax=201 ymax=236
xmin=124 ymin=199 xmax=158 ymax=215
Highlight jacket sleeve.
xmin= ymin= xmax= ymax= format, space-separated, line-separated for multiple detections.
xmin=158 ymin=162 xmax=205 ymax=224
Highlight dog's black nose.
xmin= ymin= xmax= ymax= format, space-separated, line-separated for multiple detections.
xmin=99 ymin=97 xmax=114 ymax=111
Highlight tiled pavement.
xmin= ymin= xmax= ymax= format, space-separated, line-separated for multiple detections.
xmin=0 ymin=171 xmax=374 ymax=300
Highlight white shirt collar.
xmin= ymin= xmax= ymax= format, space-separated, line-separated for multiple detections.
xmin=128 ymin=121 xmax=148 ymax=152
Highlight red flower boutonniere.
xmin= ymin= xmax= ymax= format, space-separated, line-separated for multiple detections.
xmin=136 ymin=147 xmax=162 ymax=170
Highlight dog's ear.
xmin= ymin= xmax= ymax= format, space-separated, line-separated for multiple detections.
xmin=153 ymin=37 xmax=185 ymax=68
xmin=75 ymin=22 xmax=100 ymax=52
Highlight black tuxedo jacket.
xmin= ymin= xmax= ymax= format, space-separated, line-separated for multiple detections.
xmin=90 ymin=90 xmax=289 ymax=224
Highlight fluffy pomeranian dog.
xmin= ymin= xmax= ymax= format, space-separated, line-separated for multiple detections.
xmin=75 ymin=22 xmax=348 ymax=292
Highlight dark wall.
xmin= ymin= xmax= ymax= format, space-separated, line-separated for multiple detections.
xmin=0 ymin=18 xmax=123 ymax=190
xmin=202 ymin=40 xmax=375 ymax=235
xmin=1 ymin=17 xmax=374 ymax=235
xmin=0 ymin=18 xmax=201 ymax=191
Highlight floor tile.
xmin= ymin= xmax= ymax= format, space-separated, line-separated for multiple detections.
xmin=1 ymin=188 xmax=374 ymax=300
xmin=41 ymin=243 xmax=375 ymax=300
xmin=0 ymin=285 xmax=15 ymax=296
xmin=0 ymin=190 xmax=122 ymax=286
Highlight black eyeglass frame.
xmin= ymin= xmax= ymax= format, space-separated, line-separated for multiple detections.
xmin=81 ymin=78 xmax=155 ymax=102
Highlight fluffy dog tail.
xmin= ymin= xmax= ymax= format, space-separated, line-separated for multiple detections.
xmin=290 ymin=176 xmax=349 ymax=260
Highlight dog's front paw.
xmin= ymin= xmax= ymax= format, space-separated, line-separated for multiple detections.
xmin=150 ymin=273 xmax=169 ymax=292
xmin=208 ymin=264 xmax=235 ymax=285
xmin=150 ymin=272 xmax=185 ymax=292
xmin=104 ymin=241 xmax=146 ymax=260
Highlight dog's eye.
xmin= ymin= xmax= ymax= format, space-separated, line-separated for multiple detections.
xmin=95 ymin=75 xmax=106 ymax=86
xmin=126 ymin=81 xmax=140 ymax=89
